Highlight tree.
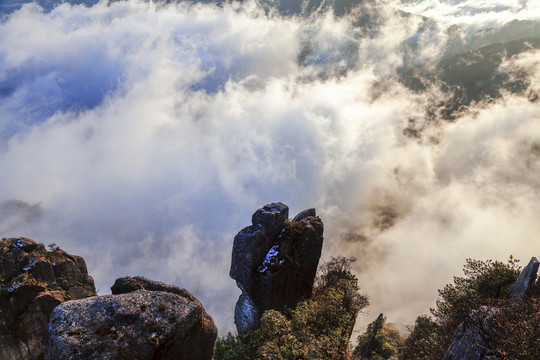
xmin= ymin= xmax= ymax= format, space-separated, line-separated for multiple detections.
xmin=400 ymin=315 xmax=449 ymax=360
xmin=353 ymin=314 xmax=402 ymax=360
xmin=432 ymin=257 xmax=521 ymax=330
xmin=401 ymin=256 xmax=522 ymax=360
xmin=213 ymin=332 xmax=256 ymax=360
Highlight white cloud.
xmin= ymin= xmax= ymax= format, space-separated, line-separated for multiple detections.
xmin=0 ymin=0 xmax=539 ymax=334
xmin=397 ymin=0 xmax=540 ymax=31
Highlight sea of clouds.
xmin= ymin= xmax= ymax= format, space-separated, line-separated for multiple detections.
xmin=1 ymin=0 xmax=539 ymax=334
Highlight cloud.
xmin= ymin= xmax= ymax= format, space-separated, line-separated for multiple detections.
xmin=397 ymin=0 xmax=540 ymax=31
xmin=0 ymin=0 xmax=539 ymax=334
xmin=0 ymin=199 xmax=43 ymax=234
xmin=351 ymin=87 xmax=540 ymax=330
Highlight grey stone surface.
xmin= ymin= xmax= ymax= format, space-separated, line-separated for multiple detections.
xmin=234 ymin=292 xmax=259 ymax=332
xmin=443 ymin=306 xmax=497 ymax=360
xmin=292 ymin=208 xmax=316 ymax=222
xmin=111 ymin=275 xmax=198 ymax=303
xmin=510 ymin=257 xmax=539 ymax=301
xmin=46 ymin=289 xmax=217 ymax=360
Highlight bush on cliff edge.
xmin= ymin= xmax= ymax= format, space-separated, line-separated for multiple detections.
xmin=214 ymin=257 xmax=368 ymax=360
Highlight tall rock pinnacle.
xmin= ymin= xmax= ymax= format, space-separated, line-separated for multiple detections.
xmin=229 ymin=203 xmax=324 ymax=332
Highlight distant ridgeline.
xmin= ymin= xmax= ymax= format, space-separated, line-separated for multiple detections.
xmin=400 ymin=20 xmax=540 ymax=126
xmin=3 ymin=0 xmax=539 ymax=124
xmin=0 ymin=0 xmax=372 ymax=17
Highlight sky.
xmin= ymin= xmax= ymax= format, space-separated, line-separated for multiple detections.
xmin=0 ymin=0 xmax=539 ymax=335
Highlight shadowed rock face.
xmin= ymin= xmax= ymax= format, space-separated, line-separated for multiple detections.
xmin=0 ymin=237 xmax=96 ymax=360
xmin=47 ymin=278 xmax=217 ymax=360
xmin=230 ymin=203 xmax=324 ymax=332
xmin=443 ymin=306 xmax=497 ymax=360
xmin=510 ymin=257 xmax=539 ymax=301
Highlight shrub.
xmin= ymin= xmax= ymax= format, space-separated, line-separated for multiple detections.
xmin=214 ymin=332 xmax=256 ymax=360
xmin=214 ymin=257 xmax=368 ymax=360
xmin=353 ymin=315 xmax=402 ymax=360
xmin=401 ymin=256 xmax=523 ymax=360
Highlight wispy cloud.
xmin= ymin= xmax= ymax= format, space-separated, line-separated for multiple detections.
xmin=0 ymin=0 xmax=538 ymax=333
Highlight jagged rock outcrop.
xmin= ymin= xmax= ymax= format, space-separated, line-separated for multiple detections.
xmin=443 ymin=306 xmax=497 ymax=360
xmin=0 ymin=237 xmax=96 ymax=360
xmin=443 ymin=256 xmax=539 ymax=360
xmin=510 ymin=257 xmax=539 ymax=300
xmin=46 ymin=277 xmax=217 ymax=360
xmin=230 ymin=202 xmax=324 ymax=332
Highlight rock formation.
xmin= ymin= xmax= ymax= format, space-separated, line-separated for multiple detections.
xmin=111 ymin=275 xmax=199 ymax=302
xmin=111 ymin=275 xmax=217 ymax=354
xmin=443 ymin=256 xmax=539 ymax=360
xmin=46 ymin=277 xmax=217 ymax=360
xmin=230 ymin=202 xmax=324 ymax=332
xmin=443 ymin=306 xmax=497 ymax=360
xmin=510 ymin=256 xmax=539 ymax=300
xmin=0 ymin=237 xmax=96 ymax=360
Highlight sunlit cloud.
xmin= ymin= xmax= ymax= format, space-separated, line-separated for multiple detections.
xmin=0 ymin=0 xmax=539 ymax=334
xmin=397 ymin=0 xmax=540 ymax=30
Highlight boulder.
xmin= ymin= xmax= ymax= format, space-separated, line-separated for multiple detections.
xmin=292 ymin=208 xmax=316 ymax=222
xmin=111 ymin=275 xmax=217 ymax=353
xmin=234 ymin=292 xmax=259 ymax=332
xmin=230 ymin=203 xmax=324 ymax=332
xmin=46 ymin=280 xmax=217 ymax=360
xmin=510 ymin=257 xmax=539 ymax=301
xmin=0 ymin=237 xmax=96 ymax=360
xmin=111 ymin=275 xmax=198 ymax=303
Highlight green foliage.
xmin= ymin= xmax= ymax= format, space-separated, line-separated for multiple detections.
xmin=256 ymin=310 xmax=304 ymax=359
xmin=353 ymin=315 xmax=402 ymax=360
xmin=214 ymin=332 xmax=257 ymax=360
xmin=48 ymin=243 xmax=61 ymax=251
xmin=431 ymin=256 xmax=521 ymax=329
xmin=401 ymin=256 xmax=523 ymax=360
xmin=400 ymin=315 xmax=449 ymax=360
xmin=282 ymin=219 xmax=305 ymax=243
xmin=315 ymin=257 xmax=369 ymax=317
xmin=214 ymin=257 xmax=368 ymax=360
